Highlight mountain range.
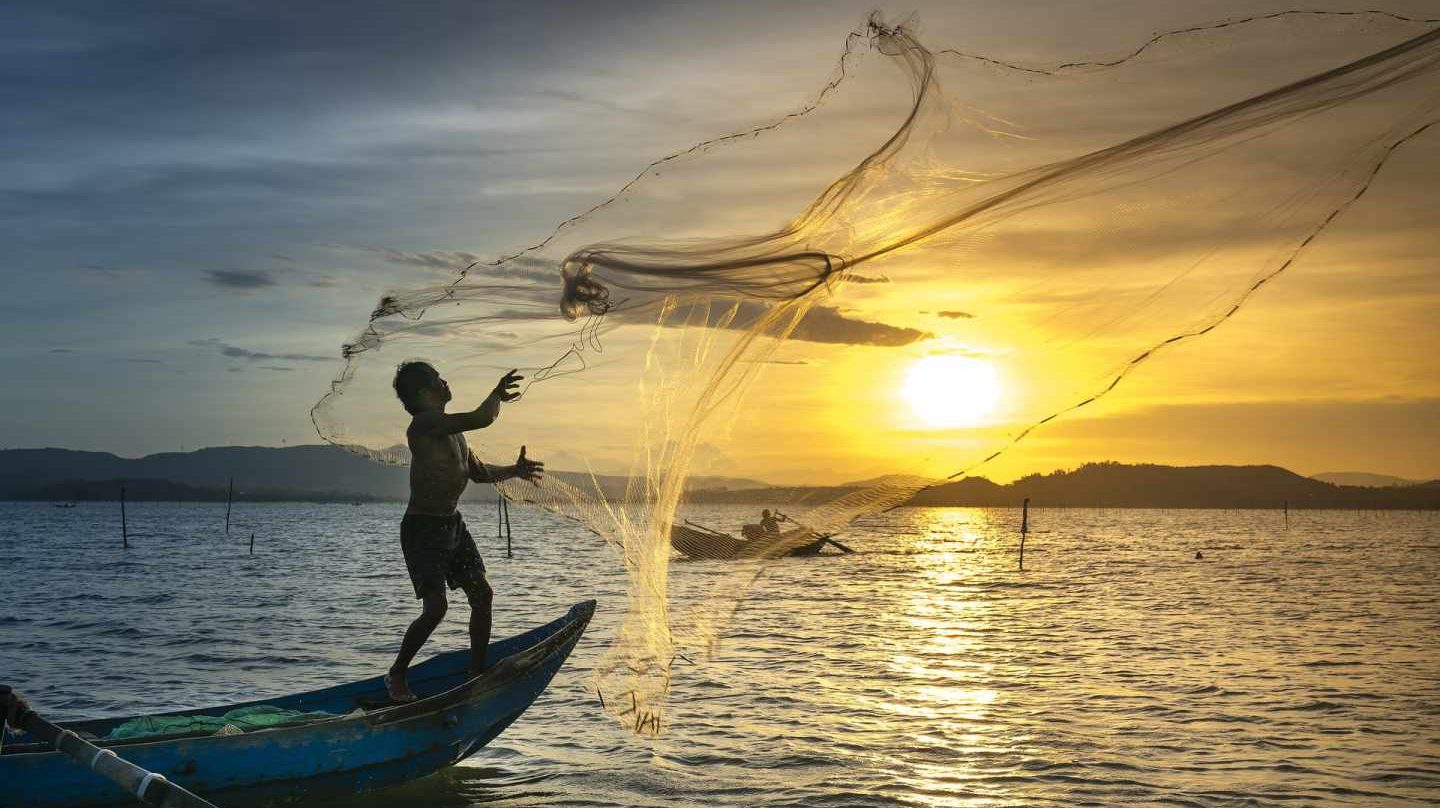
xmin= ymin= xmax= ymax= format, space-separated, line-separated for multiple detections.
xmin=0 ymin=446 xmax=767 ymax=504
xmin=1 ymin=447 xmax=1435 ymax=509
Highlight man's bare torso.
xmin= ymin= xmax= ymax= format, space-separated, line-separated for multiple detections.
xmin=407 ymin=427 xmax=471 ymax=516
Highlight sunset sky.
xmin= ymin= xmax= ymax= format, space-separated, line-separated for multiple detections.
xmin=4 ymin=0 xmax=1437 ymax=484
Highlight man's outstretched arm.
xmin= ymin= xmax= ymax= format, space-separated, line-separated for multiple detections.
xmin=412 ymin=371 xmax=523 ymax=437
xmin=468 ymin=452 xmax=508 ymax=484
xmin=469 ymin=446 xmax=544 ymax=485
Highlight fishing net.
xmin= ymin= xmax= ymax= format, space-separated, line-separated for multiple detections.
xmin=312 ymin=10 xmax=1440 ymax=733
xmin=105 ymin=706 xmax=339 ymax=740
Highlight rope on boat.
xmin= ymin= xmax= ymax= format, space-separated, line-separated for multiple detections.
xmin=137 ymin=772 xmax=168 ymax=801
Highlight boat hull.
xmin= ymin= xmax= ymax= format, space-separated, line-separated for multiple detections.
xmin=2 ymin=600 xmax=595 ymax=808
xmin=670 ymin=525 xmax=828 ymax=560
xmin=670 ymin=524 xmax=747 ymax=559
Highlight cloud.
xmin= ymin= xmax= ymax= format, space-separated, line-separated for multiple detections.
xmin=125 ymin=358 xmax=162 ymax=364
xmin=206 ymin=269 xmax=276 ymax=289
xmin=77 ymin=263 xmax=147 ymax=279
xmin=938 ymin=310 xmax=975 ymax=319
xmin=259 ymin=365 xmax=294 ymax=372
xmin=793 ymin=306 xmax=932 ymax=346
xmin=925 ymin=346 xmax=989 ymax=358
xmin=219 ymin=345 xmax=329 ymax=362
xmin=362 ymin=246 xmax=556 ymax=286
xmin=190 ymin=338 xmax=332 ymax=363
xmin=367 ymin=247 xmax=478 ymax=271
xmin=48 ymin=347 xmax=75 ymax=354
xmin=639 ymin=300 xmax=931 ymax=347
xmin=844 ymin=274 xmax=891 ymax=284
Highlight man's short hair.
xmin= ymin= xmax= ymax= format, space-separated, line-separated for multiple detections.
xmin=393 ymin=361 xmax=437 ymax=415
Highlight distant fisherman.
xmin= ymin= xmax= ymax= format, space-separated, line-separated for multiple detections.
xmin=384 ymin=362 xmax=544 ymax=703
xmin=759 ymin=509 xmax=785 ymax=535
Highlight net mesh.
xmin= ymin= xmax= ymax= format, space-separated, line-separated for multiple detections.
xmin=311 ymin=10 xmax=1440 ymax=733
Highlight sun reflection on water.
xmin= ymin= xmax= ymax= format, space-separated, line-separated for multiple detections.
xmin=874 ymin=508 xmax=1019 ymax=804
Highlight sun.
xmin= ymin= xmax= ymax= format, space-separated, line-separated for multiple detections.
xmin=901 ymin=355 xmax=1002 ymax=428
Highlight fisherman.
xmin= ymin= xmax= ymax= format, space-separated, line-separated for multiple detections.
xmin=385 ymin=361 xmax=544 ymax=703
xmin=759 ymin=508 xmax=785 ymax=535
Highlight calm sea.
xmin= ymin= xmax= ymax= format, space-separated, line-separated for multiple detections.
xmin=3 ymin=501 xmax=1438 ymax=807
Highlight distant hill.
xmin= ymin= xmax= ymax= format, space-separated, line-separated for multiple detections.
xmin=906 ymin=462 xmax=1437 ymax=509
xmin=24 ymin=478 xmax=383 ymax=503
xmin=0 ymin=446 xmax=411 ymax=502
xmin=31 ymin=478 xmax=223 ymax=502
xmin=686 ymin=484 xmax=863 ymax=506
xmin=1311 ymin=471 xmax=1422 ymax=488
xmin=0 ymin=446 xmax=770 ymax=503
xmin=2 ymin=449 xmax=1434 ymax=509
xmin=692 ymin=462 xmax=1438 ymax=510
xmin=683 ymin=475 xmax=772 ymax=491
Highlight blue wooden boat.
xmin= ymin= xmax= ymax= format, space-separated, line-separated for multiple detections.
xmin=1 ymin=600 xmax=595 ymax=807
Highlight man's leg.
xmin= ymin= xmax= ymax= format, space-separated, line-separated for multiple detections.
xmin=387 ymin=588 xmax=448 ymax=701
xmin=462 ymin=577 xmax=493 ymax=676
xmin=450 ymin=514 xmax=492 ymax=676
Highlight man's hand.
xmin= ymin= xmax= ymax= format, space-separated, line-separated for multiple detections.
xmin=514 ymin=445 xmax=544 ymax=485
xmin=489 ymin=369 xmax=524 ymax=404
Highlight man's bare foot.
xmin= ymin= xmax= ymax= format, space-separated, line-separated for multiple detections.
xmin=385 ymin=671 xmax=417 ymax=703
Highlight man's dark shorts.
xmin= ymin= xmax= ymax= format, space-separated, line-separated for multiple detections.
xmin=400 ymin=513 xmax=486 ymax=599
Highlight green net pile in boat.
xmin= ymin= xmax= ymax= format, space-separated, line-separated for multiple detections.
xmin=106 ymin=705 xmax=338 ymax=740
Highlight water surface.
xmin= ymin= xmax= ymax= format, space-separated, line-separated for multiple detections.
xmin=3 ymin=502 xmax=1437 ymax=806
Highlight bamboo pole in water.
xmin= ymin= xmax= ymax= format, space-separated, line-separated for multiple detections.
xmin=225 ymin=476 xmax=234 ymax=535
xmin=503 ymin=497 xmax=513 ymax=557
xmin=120 ymin=485 xmax=128 ymax=550
xmin=1019 ymin=497 xmax=1030 ymax=571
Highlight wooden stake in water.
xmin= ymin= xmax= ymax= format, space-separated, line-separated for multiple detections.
xmin=249 ymin=532 xmax=254 ymax=555
xmin=1283 ymin=499 xmax=1289 ymax=530
xmin=1019 ymin=497 xmax=1030 ymax=571
xmin=120 ymin=485 xmax=128 ymax=550
xmin=502 ymin=497 xmax=513 ymax=558
xmin=225 ymin=476 xmax=234 ymax=535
